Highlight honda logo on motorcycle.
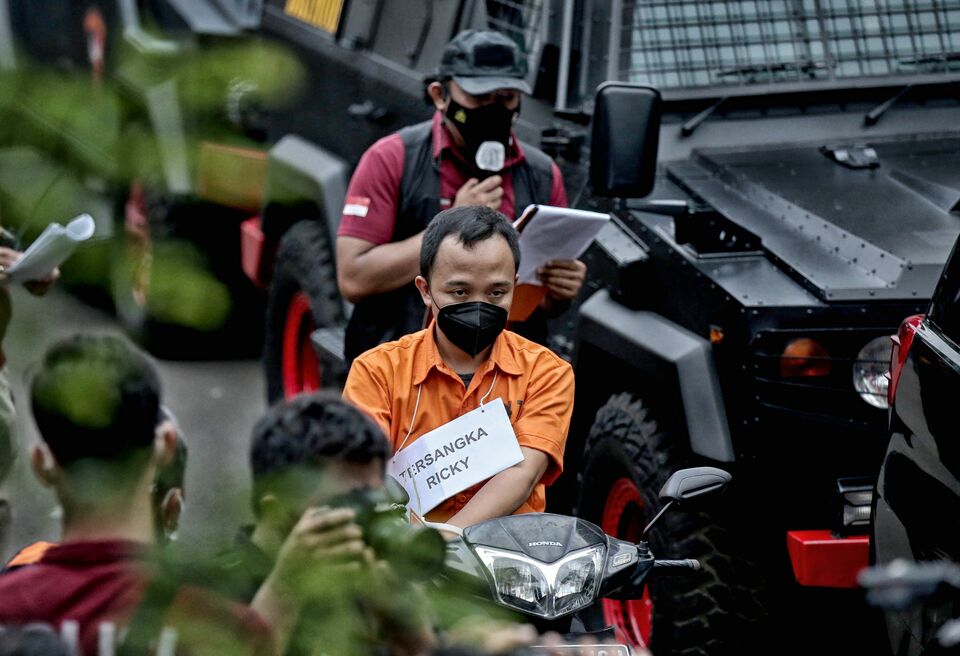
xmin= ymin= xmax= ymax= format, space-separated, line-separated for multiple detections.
xmin=528 ymin=541 xmax=563 ymax=548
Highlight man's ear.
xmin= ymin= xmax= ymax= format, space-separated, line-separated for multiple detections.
xmin=30 ymin=445 xmax=58 ymax=488
xmin=427 ymin=81 xmax=447 ymax=112
xmin=415 ymin=275 xmax=432 ymax=309
xmin=160 ymin=488 xmax=184 ymax=533
xmin=154 ymin=422 xmax=177 ymax=468
xmin=257 ymin=493 xmax=286 ymax=526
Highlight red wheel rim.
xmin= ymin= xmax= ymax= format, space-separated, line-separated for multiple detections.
xmin=601 ymin=477 xmax=653 ymax=648
xmin=282 ymin=292 xmax=320 ymax=399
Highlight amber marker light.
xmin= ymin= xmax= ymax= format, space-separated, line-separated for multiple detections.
xmin=779 ymin=338 xmax=831 ymax=377
xmin=710 ymin=326 xmax=724 ymax=344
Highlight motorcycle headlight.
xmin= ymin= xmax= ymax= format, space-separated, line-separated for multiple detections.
xmin=853 ymin=336 xmax=891 ymax=409
xmin=473 ymin=545 xmax=605 ymax=618
xmin=553 ymin=548 xmax=605 ymax=615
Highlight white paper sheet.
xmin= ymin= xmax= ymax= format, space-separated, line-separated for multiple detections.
xmin=386 ymin=399 xmax=523 ymax=517
xmin=516 ymin=205 xmax=610 ymax=285
xmin=6 ymin=214 xmax=96 ymax=282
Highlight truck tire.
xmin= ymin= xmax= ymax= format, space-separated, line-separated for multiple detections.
xmin=264 ymin=220 xmax=343 ymax=403
xmin=576 ymin=393 xmax=767 ymax=656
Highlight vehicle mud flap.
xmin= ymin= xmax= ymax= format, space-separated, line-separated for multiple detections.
xmin=576 ymin=393 xmax=769 ymax=656
xmin=264 ymin=220 xmax=343 ymax=402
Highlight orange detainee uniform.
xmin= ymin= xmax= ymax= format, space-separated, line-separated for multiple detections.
xmin=343 ymin=322 xmax=574 ymax=522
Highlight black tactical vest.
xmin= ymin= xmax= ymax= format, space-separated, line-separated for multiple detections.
xmin=344 ymin=120 xmax=554 ymax=363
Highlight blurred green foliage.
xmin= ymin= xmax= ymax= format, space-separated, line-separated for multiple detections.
xmin=0 ymin=24 xmax=539 ymax=655
xmin=152 ymin=536 xmax=519 ymax=656
xmin=175 ymin=40 xmax=308 ymax=116
xmin=117 ymin=240 xmax=232 ymax=332
xmin=0 ymin=32 xmax=306 ymax=338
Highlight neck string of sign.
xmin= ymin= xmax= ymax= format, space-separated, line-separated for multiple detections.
xmin=396 ymin=383 xmax=423 ymax=454
xmin=394 ymin=370 xmax=499 ymax=455
xmin=479 ymin=371 xmax=498 ymax=410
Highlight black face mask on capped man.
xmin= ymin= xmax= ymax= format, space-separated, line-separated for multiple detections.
xmin=444 ymin=98 xmax=518 ymax=174
xmin=435 ymin=300 xmax=508 ymax=357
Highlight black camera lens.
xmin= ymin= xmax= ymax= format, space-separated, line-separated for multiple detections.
xmin=366 ymin=514 xmax=446 ymax=578
xmin=330 ymin=488 xmax=446 ymax=579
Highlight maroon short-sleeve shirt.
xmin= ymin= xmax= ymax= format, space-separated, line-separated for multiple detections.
xmin=338 ymin=112 xmax=567 ymax=245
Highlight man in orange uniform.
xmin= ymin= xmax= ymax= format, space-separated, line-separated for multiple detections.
xmin=343 ymin=206 xmax=574 ymax=528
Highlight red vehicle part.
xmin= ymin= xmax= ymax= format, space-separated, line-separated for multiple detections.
xmin=281 ymin=291 xmax=320 ymax=399
xmin=786 ymin=530 xmax=869 ymax=589
xmin=888 ymin=314 xmax=924 ymax=406
xmin=601 ymin=477 xmax=653 ymax=648
xmin=241 ymin=216 xmax=269 ymax=289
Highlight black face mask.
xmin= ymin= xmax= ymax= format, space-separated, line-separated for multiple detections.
xmin=444 ymin=98 xmax=518 ymax=174
xmin=435 ymin=300 xmax=508 ymax=357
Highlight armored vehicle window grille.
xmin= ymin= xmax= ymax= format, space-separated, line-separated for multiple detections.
xmin=615 ymin=0 xmax=960 ymax=90
xmin=486 ymin=0 xmax=546 ymax=56
xmin=750 ymin=329 xmax=891 ymax=430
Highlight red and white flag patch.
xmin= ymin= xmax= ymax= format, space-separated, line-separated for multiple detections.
xmin=343 ymin=196 xmax=371 ymax=218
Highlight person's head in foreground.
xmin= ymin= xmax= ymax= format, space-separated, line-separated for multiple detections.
xmin=28 ymin=333 xmax=179 ymax=543
xmin=250 ymin=392 xmax=440 ymax=655
xmin=427 ymin=29 xmax=529 ymax=174
xmin=249 ymin=391 xmax=390 ymax=557
xmin=415 ymin=205 xmax=520 ymax=363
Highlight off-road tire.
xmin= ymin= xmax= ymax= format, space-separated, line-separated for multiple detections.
xmin=264 ymin=220 xmax=344 ymax=403
xmin=576 ymin=393 xmax=767 ymax=656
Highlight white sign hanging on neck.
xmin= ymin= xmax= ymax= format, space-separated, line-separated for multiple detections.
xmin=387 ymin=398 xmax=523 ymax=516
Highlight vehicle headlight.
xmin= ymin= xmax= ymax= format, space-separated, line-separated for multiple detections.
xmin=488 ymin=554 xmax=550 ymax=615
xmin=473 ymin=545 xmax=605 ymax=618
xmin=553 ymin=548 xmax=605 ymax=615
xmin=853 ymin=336 xmax=891 ymax=409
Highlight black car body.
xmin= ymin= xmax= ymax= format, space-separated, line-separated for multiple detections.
xmin=874 ymin=235 xmax=960 ymax=655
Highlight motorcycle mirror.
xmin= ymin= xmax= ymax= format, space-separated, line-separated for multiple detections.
xmin=659 ymin=467 xmax=732 ymax=502
xmin=641 ymin=468 xmax=732 ymax=538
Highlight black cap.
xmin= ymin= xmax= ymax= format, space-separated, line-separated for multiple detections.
xmin=438 ymin=29 xmax=531 ymax=96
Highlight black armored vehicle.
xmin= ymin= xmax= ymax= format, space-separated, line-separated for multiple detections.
xmin=4 ymin=1 xmax=960 ymax=653
xmin=247 ymin=3 xmax=959 ymax=652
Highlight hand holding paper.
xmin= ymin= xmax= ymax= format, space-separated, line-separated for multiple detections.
xmin=5 ymin=214 xmax=95 ymax=284
xmin=537 ymin=259 xmax=588 ymax=301
xmin=515 ymin=205 xmax=609 ymax=286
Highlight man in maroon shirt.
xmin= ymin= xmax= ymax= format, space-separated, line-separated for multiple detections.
xmin=336 ymin=29 xmax=587 ymax=362
xmin=0 ymin=335 xmax=274 ymax=655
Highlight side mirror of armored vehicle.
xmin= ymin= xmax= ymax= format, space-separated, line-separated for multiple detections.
xmin=659 ymin=467 xmax=732 ymax=502
xmin=590 ymin=83 xmax=661 ymax=198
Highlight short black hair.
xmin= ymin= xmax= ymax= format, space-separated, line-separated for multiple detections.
xmin=30 ymin=334 xmax=161 ymax=468
xmin=250 ymin=392 xmax=389 ymax=514
xmin=419 ymin=205 xmax=520 ymax=280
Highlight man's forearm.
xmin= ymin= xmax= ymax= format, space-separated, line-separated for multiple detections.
xmin=251 ymin=572 xmax=302 ymax=655
xmin=446 ymin=467 xmax=539 ymax=529
xmin=338 ymin=233 xmax=423 ymax=302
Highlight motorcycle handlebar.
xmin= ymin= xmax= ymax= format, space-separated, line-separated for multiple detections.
xmin=654 ymin=559 xmax=701 ymax=573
